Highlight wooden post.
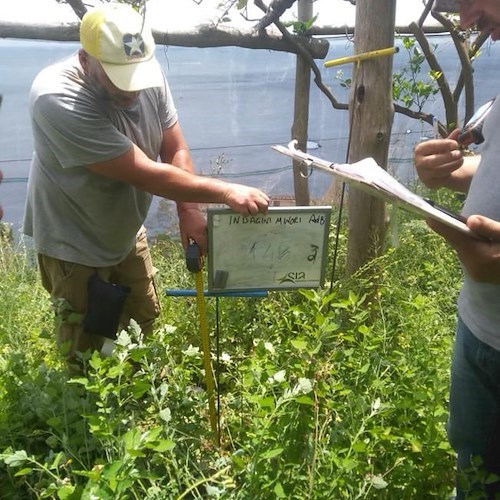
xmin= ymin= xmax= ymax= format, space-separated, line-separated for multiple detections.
xmin=291 ymin=0 xmax=312 ymax=206
xmin=346 ymin=0 xmax=396 ymax=275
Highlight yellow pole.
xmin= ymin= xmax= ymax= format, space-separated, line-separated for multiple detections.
xmin=324 ymin=46 xmax=398 ymax=68
xmin=194 ymin=270 xmax=219 ymax=443
xmin=186 ymin=240 xmax=219 ymax=444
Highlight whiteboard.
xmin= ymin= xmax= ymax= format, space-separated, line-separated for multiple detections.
xmin=207 ymin=207 xmax=331 ymax=291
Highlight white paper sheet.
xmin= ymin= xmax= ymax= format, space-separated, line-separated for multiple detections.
xmin=272 ymin=141 xmax=475 ymax=237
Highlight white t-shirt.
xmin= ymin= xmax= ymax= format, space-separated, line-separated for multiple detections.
xmin=23 ymin=54 xmax=178 ymax=266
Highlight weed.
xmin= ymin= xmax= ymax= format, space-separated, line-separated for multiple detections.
xmin=0 ymin=221 xmax=458 ymax=498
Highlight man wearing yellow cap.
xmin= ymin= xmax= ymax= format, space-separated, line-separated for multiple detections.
xmin=23 ymin=3 xmax=270 ymax=367
xmin=414 ymin=0 xmax=500 ymax=496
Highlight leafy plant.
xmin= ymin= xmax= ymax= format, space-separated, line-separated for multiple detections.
xmin=334 ymin=36 xmax=440 ymax=114
xmin=0 ymin=218 xmax=460 ymax=498
xmin=392 ymin=36 xmax=440 ymax=113
xmin=284 ymin=15 xmax=319 ymax=35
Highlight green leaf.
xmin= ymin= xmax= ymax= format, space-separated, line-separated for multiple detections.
xmin=359 ymin=362 xmax=370 ymax=374
xmin=352 ymin=442 xmax=367 ymax=453
xmin=159 ymin=408 xmax=171 ymax=423
xmin=261 ymin=448 xmax=284 ymax=459
xmin=49 ymin=451 xmax=65 ymax=470
xmin=3 ymin=450 xmax=29 ymax=467
xmin=486 ymin=473 xmax=500 ymax=485
xmin=123 ymin=429 xmax=142 ymax=452
xmin=295 ymin=395 xmax=314 ymax=405
xmin=256 ymin=396 xmax=275 ymax=409
xmin=131 ymin=379 xmax=151 ymax=398
xmin=291 ymin=338 xmax=308 ymax=351
xmin=410 ymin=438 xmax=423 ymax=453
xmin=46 ymin=416 xmax=62 ymax=427
xmin=102 ymin=460 xmax=124 ymax=484
xmin=371 ymin=475 xmax=388 ymax=489
xmin=129 ymin=347 xmax=150 ymax=362
xmin=297 ymin=377 xmax=312 ymax=394
xmin=341 ymin=458 xmax=358 ymax=471
xmin=14 ymin=467 xmax=33 ymax=476
xmin=66 ymin=377 xmax=89 ymax=387
xmin=274 ymin=482 xmax=286 ymax=498
xmin=270 ymin=370 xmax=287 ymax=383
xmin=107 ymin=364 xmax=125 ymax=378
xmin=144 ymin=427 xmax=163 ymax=443
xmin=57 ymin=485 xmax=77 ymax=499
xmin=144 ymin=439 xmax=175 ymax=452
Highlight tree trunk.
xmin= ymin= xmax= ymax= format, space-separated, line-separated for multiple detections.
xmin=292 ymin=0 xmax=312 ymax=206
xmin=346 ymin=0 xmax=396 ymax=275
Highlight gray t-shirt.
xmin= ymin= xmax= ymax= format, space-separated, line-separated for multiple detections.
xmin=458 ymin=95 xmax=500 ymax=350
xmin=23 ymin=54 xmax=178 ymax=266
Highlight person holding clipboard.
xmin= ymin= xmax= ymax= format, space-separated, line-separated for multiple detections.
xmin=414 ymin=1 xmax=500 ymax=496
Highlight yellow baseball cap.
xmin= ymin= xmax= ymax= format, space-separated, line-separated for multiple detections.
xmin=80 ymin=3 xmax=164 ymax=91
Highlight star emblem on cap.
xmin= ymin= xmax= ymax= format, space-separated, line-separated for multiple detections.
xmin=123 ymin=34 xmax=145 ymax=57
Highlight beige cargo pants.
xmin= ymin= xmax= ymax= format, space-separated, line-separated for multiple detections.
xmin=38 ymin=227 xmax=160 ymax=363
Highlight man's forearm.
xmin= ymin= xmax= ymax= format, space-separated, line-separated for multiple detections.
xmin=162 ymin=146 xmax=203 ymax=212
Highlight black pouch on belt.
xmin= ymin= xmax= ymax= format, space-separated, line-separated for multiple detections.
xmin=84 ymin=272 xmax=131 ymax=339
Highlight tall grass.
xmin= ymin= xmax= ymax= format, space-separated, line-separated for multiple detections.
xmin=0 ymin=216 xmax=461 ymax=498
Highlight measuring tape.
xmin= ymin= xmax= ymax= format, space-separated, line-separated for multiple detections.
xmin=186 ymin=240 xmax=219 ymax=442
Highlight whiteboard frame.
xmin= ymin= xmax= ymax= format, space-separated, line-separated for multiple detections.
xmin=207 ymin=206 xmax=331 ymax=291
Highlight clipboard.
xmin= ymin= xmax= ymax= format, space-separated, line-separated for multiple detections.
xmin=272 ymin=140 xmax=475 ymax=237
xmin=207 ymin=207 xmax=331 ymax=291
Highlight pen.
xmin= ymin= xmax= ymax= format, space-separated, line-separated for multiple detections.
xmin=432 ymin=116 xmax=439 ymax=139
xmin=424 ymin=198 xmax=467 ymax=224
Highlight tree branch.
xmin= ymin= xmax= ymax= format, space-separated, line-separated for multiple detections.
xmin=253 ymin=0 xmax=297 ymax=32
xmin=0 ymin=21 xmax=329 ymax=59
xmin=155 ymin=24 xmax=329 ymax=58
xmin=417 ymin=0 xmax=434 ymax=28
xmin=431 ymin=11 xmax=474 ymax=124
xmin=0 ymin=22 xmax=79 ymax=42
xmin=429 ymin=11 xmax=490 ymax=124
xmin=63 ymin=0 xmax=87 ymax=20
xmin=253 ymin=0 xmax=348 ymax=111
xmin=454 ymin=29 xmax=490 ymax=121
xmin=394 ymin=103 xmax=435 ymax=127
xmin=409 ymin=20 xmax=457 ymax=131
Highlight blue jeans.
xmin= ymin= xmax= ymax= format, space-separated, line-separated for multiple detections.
xmin=448 ymin=317 xmax=500 ymax=498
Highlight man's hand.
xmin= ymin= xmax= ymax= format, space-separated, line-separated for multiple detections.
xmin=414 ymin=129 xmax=466 ymax=190
xmin=428 ymin=215 xmax=500 ymax=284
xmin=177 ymin=204 xmax=208 ymax=255
xmin=222 ymin=183 xmax=270 ymax=216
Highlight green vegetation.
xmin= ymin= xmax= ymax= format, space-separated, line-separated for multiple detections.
xmin=392 ymin=36 xmax=441 ymax=114
xmin=0 ymin=209 xmax=462 ymax=498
